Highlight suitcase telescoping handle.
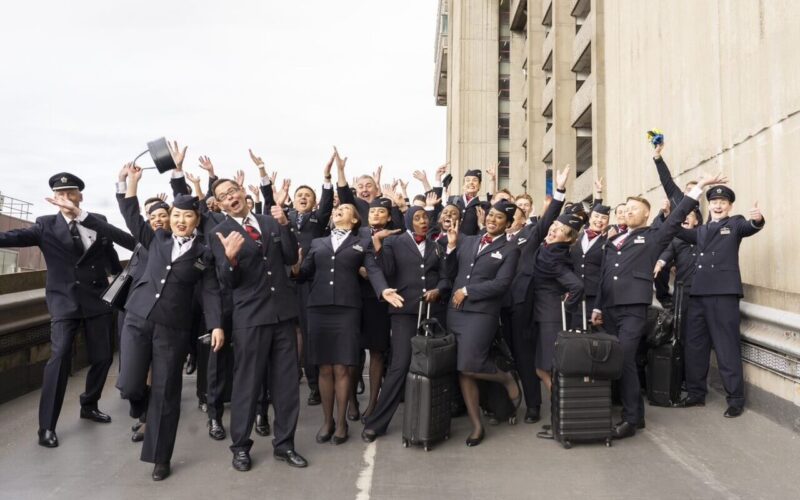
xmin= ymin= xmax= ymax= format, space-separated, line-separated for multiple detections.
xmin=673 ymin=281 xmax=684 ymax=342
xmin=561 ymin=298 xmax=587 ymax=332
xmin=417 ymin=295 xmax=432 ymax=330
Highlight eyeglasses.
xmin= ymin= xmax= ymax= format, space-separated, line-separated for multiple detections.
xmin=217 ymin=186 xmax=241 ymax=200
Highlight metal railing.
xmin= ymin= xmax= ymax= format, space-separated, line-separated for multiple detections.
xmin=0 ymin=193 xmax=33 ymax=221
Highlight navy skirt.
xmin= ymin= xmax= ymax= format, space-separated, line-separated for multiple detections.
xmin=307 ymin=306 xmax=361 ymax=366
xmin=446 ymin=309 xmax=499 ymax=374
xmin=534 ymin=321 xmax=562 ymax=371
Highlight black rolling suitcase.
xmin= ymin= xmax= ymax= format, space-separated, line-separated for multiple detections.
xmin=551 ymin=301 xmax=617 ymax=449
xmin=402 ymin=301 xmax=455 ymax=451
xmin=646 ymin=282 xmax=685 ymax=407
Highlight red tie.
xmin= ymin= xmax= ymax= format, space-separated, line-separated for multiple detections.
xmin=413 ymin=234 xmax=426 ymax=244
xmin=480 ymin=235 xmax=493 ymax=246
xmin=465 ymin=194 xmax=474 ymax=203
xmin=243 ymin=219 xmax=262 ymax=244
xmin=586 ymin=229 xmax=600 ymax=240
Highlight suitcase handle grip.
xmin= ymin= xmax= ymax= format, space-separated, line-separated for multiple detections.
xmin=417 ymin=295 xmax=431 ymax=329
xmin=561 ymin=299 xmax=588 ymax=332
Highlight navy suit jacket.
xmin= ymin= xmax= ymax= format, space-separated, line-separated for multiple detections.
xmin=374 ymin=231 xmax=450 ymax=315
xmin=297 ymin=231 xmax=388 ymax=309
xmin=658 ymin=238 xmax=698 ymax=288
xmin=0 ymin=212 xmax=133 ymax=320
xmin=444 ymin=234 xmax=520 ymax=316
xmin=570 ymin=231 xmax=606 ymax=298
xmin=676 ymin=215 xmax=764 ymax=297
xmin=209 ymin=214 xmax=299 ymax=329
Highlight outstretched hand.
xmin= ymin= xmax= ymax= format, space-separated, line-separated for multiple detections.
xmin=198 ymin=156 xmax=216 ymax=177
xmin=168 ymin=140 xmax=188 ymax=170
xmin=46 ymin=196 xmax=80 ymax=219
xmin=216 ymin=231 xmax=245 ymax=265
xmin=749 ymin=200 xmax=763 ymax=223
xmin=697 ymin=171 xmax=729 ymax=189
xmin=556 ymin=164 xmax=571 ymax=190
xmin=381 ymin=288 xmax=405 ymax=308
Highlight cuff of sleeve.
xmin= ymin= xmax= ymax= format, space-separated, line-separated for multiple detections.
xmin=322 ymin=182 xmax=332 ymax=189
xmin=260 ymin=176 xmax=271 ymax=186
xmin=171 ymin=171 xmax=184 ymax=179
xmin=76 ymin=210 xmax=89 ymax=222
xmin=115 ymin=181 xmax=127 ymax=194
xmin=553 ymin=190 xmax=566 ymax=202
xmin=592 ymin=308 xmax=602 ymax=315
xmin=424 ymin=206 xmax=434 ymax=211
xmin=687 ymin=186 xmax=703 ymax=200
xmin=751 ymin=218 xmax=765 ymax=228
xmin=461 ymin=287 xmax=468 ymax=296
xmin=657 ymin=260 xmax=666 ymax=266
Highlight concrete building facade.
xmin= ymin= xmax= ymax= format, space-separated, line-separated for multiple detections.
xmin=435 ymin=0 xmax=800 ymax=425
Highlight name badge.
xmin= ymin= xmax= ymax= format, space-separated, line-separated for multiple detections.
xmin=273 ymin=236 xmax=282 ymax=243
xmin=491 ymin=251 xmax=503 ymax=260
xmin=634 ymin=236 xmax=646 ymax=244
xmin=517 ymin=238 xmax=527 ymax=245
xmin=309 ymin=218 xmax=318 ymax=223
xmin=352 ymin=244 xmax=364 ymax=252
xmin=193 ymin=260 xmax=207 ymax=271
xmin=720 ymin=227 xmax=731 ymax=235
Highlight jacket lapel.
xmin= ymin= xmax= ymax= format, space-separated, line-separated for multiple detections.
xmin=477 ymin=234 xmax=507 ymax=258
xmin=52 ymin=214 xmax=76 ymax=251
xmin=335 ymin=232 xmax=359 ymax=255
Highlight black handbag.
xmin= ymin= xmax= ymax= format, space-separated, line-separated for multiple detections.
xmin=553 ymin=301 xmax=624 ymax=380
xmin=409 ymin=300 xmax=457 ymax=378
xmin=101 ymin=243 xmax=142 ymax=310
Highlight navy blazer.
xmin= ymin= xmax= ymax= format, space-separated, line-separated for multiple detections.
xmin=209 ymin=215 xmax=299 ymax=329
xmin=87 ymin=196 xmax=223 ymax=330
xmin=530 ymin=255 xmax=584 ymax=325
xmin=658 ymin=238 xmax=698 ymax=288
xmin=297 ymin=231 xmax=388 ymax=309
xmin=444 ymin=234 xmax=520 ymax=316
xmin=570 ymin=231 xmax=606 ymax=298
xmin=374 ymin=231 xmax=450 ymax=315
xmin=0 ymin=212 xmax=132 ymax=320
xmin=508 ymin=194 xmax=565 ymax=305
xmin=676 ymin=215 xmax=764 ymax=297
xmin=595 ymin=195 xmax=698 ymax=310
xmin=453 ymin=195 xmax=489 ymax=236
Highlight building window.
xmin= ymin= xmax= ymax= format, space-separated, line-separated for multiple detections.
xmin=499 ymin=37 xmax=511 ymax=62
xmin=498 ymin=154 xmax=510 ymax=179
xmin=499 ymin=76 xmax=510 ymax=99
xmin=498 ymin=113 xmax=510 ymax=139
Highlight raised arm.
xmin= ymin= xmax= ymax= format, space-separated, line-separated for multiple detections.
xmin=121 ymin=164 xmax=157 ymax=248
xmin=653 ymin=143 xmax=683 ymax=207
xmin=738 ymin=200 xmax=765 ymax=237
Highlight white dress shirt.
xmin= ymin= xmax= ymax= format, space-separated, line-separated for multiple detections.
xmin=407 ymin=231 xmax=426 ymax=256
xmin=68 ymin=211 xmax=97 ymax=251
xmin=171 ymin=234 xmax=196 ymax=261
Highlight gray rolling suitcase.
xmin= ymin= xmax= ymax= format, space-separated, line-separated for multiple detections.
xmin=402 ymin=302 xmax=454 ymax=451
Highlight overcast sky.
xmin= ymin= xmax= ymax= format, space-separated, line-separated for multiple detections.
xmin=0 ymin=1 xmax=445 ymax=226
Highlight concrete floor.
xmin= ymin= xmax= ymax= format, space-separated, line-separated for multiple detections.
xmin=0 ymin=361 xmax=798 ymax=500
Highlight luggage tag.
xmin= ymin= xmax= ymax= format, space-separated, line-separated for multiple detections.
xmin=491 ymin=251 xmax=503 ymax=260
xmin=720 ymin=227 xmax=731 ymax=235
xmin=352 ymin=244 xmax=364 ymax=253
xmin=634 ymin=236 xmax=646 ymax=244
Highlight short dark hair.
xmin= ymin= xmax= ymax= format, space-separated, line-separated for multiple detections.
xmin=211 ymin=178 xmax=238 ymax=197
xmin=413 ymin=194 xmax=426 ymax=203
xmin=143 ymin=196 xmax=163 ymax=207
xmin=294 ymin=185 xmax=316 ymax=197
xmin=626 ymin=196 xmax=651 ymax=211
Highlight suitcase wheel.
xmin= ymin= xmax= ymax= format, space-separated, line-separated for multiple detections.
xmin=508 ymin=415 xmax=517 ymax=425
xmin=562 ymin=440 xmax=572 ymax=450
xmin=605 ymin=438 xmax=612 ymax=447
xmin=424 ymin=444 xmax=432 ymax=452
xmin=402 ymin=439 xmax=409 ymax=448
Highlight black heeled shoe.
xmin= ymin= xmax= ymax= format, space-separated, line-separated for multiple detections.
xmin=316 ymin=421 xmax=335 ymax=444
xmin=361 ymin=429 xmax=378 ymax=443
xmin=347 ymin=401 xmax=361 ymax=422
xmin=332 ymin=424 xmax=349 ymax=445
xmin=465 ymin=428 xmax=485 ymax=447
xmin=131 ymin=424 xmax=145 ymax=443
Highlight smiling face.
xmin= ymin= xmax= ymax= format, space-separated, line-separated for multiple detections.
xmin=508 ymin=207 xmax=526 ymax=233
xmin=439 ymin=205 xmax=460 ymax=231
xmin=515 ymin=196 xmax=532 ymax=217
xmin=148 ymin=208 xmax=170 ymax=231
xmin=708 ymin=198 xmax=732 ymax=221
xmin=484 ymin=208 xmax=510 ymax=236
xmin=170 ymin=208 xmax=199 ymax=237
xmin=332 ymin=203 xmax=359 ymax=229
xmin=412 ymin=209 xmax=429 ymax=235
xmin=615 ymin=205 xmax=627 ymax=225
xmin=462 ymin=175 xmax=481 ymax=197
xmin=213 ymin=180 xmax=249 ymax=218
xmin=683 ymin=210 xmax=700 ymax=229
xmin=491 ymin=191 xmax=512 ymax=204
xmin=356 ymin=176 xmax=379 ymax=202
xmin=588 ymin=211 xmax=610 ymax=233
xmin=545 ymin=220 xmax=578 ymax=245
xmin=206 ymin=196 xmax=219 ymax=213
xmin=294 ymin=187 xmax=316 ymax=214
xmin=368 ymin=206 xmax=390 ymax=228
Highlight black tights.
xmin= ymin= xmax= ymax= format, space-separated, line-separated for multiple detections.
xmin=319 ymin=364 xmax=351 ymax=438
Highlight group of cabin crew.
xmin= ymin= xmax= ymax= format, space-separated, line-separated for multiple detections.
xmin=0 ymin=140 xmax=764 ymax=481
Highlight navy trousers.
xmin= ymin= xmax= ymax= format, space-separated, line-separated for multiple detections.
xmin=684 ymin=295 xmax=744 ymax=408
xmin=602 ymin=304 xmax=647 ymax=425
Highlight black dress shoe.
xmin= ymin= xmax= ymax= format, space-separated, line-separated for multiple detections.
xmin=361 ymin=429 xmax=378 ymax=443
xmin=255 ymin=414 xmax=271 ymax=437
xmin=185 ymin=354 xmax=196 ymax=375
xmin=152 ymin=462 xmax=171 ymax=481
xmin=724 ymin=406 xmax=744 ymax=418
xmin=37 ymin=429 xmax=58 ymax=448
xmin=232 ymin=450 xmax=251 ymax=472
xmin=612 ymin=421 xmax=637 ymax=440
xmin=274 ymin=449 xmax=308 ymax=468
xmin=198 ymin=396 xmax=208 ymax=413
xmin=316 ymin=421 xmax=335 ymax=444
xmin=332 ymin=424 xmax=349 ymax=445
xmin=535 ymin=428 xmax=554 ymax=440
xmin=524 ymin=407 xmax=541 ymax=424
xmin=131 ymin=426 xmax=145 ymax=443
xmin=307 ymin=387 xmax=321 ymax=406
xmin=465 ymin=428 xmax=485 ymax=447
xmin=80 ymin=407 xmax=112 ymax=423
xmin=131 ymin=421 xmax=143 ymax=433
xmin=679 ymin=396 xmax=706 ymax=408
xmin=615 ymin=419 xmax=645 ymax=430
xmin=208 ymin=419 xmax=226 ymax=440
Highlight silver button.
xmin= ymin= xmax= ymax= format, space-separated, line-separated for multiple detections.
xmin=166 ymin=265 xmax=171 ymax=270
xmin=267 ymin=271 xmax=272 ymax=276
xmin=581 ymin=264 xmax=585 ymax=268
xmin=614 ymin=263 xmax=619 ymax=267
xmin=422 ymin=288 xmax=427 ymax=292
xmin=155 ymin=293 xmax=160 ymax=298
xmin=613 ymin=276 xmax=618 ymax=280
xmin=466 ymin=275 xmax=470 ymax=279
xmin=331 ymin=256 xmax=335 ymax=260
xmin=270 ymin=287 xmax=275 ymax=291
xmin=263 ymin=257 xmax=267 ymax=261
xmin=330 ymin=268 xmax=335 ymax=272
xmin=329 ymin=281 xmax=334 ymax=285
xmin=617 ymin=251 xmax=621 ymax=255
xmin=582 ymin=255 xmax=585 ymax=259
xmin=698 ymin=265 xmax=703 ymax=269
xmin=420 ymin=264 xmax=424 ymax=268
xmin=160 ymin=279 xmax=166 ymax=284
xmin=700 ymin=253 xmax=704 ymax=256
xmin=421 ymin=276 xmax=426 ymax=280
xmin=75 ymin=280 xmax=80 ymax=284
xmin=581 ymin=274 xmax=585 ymax=278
